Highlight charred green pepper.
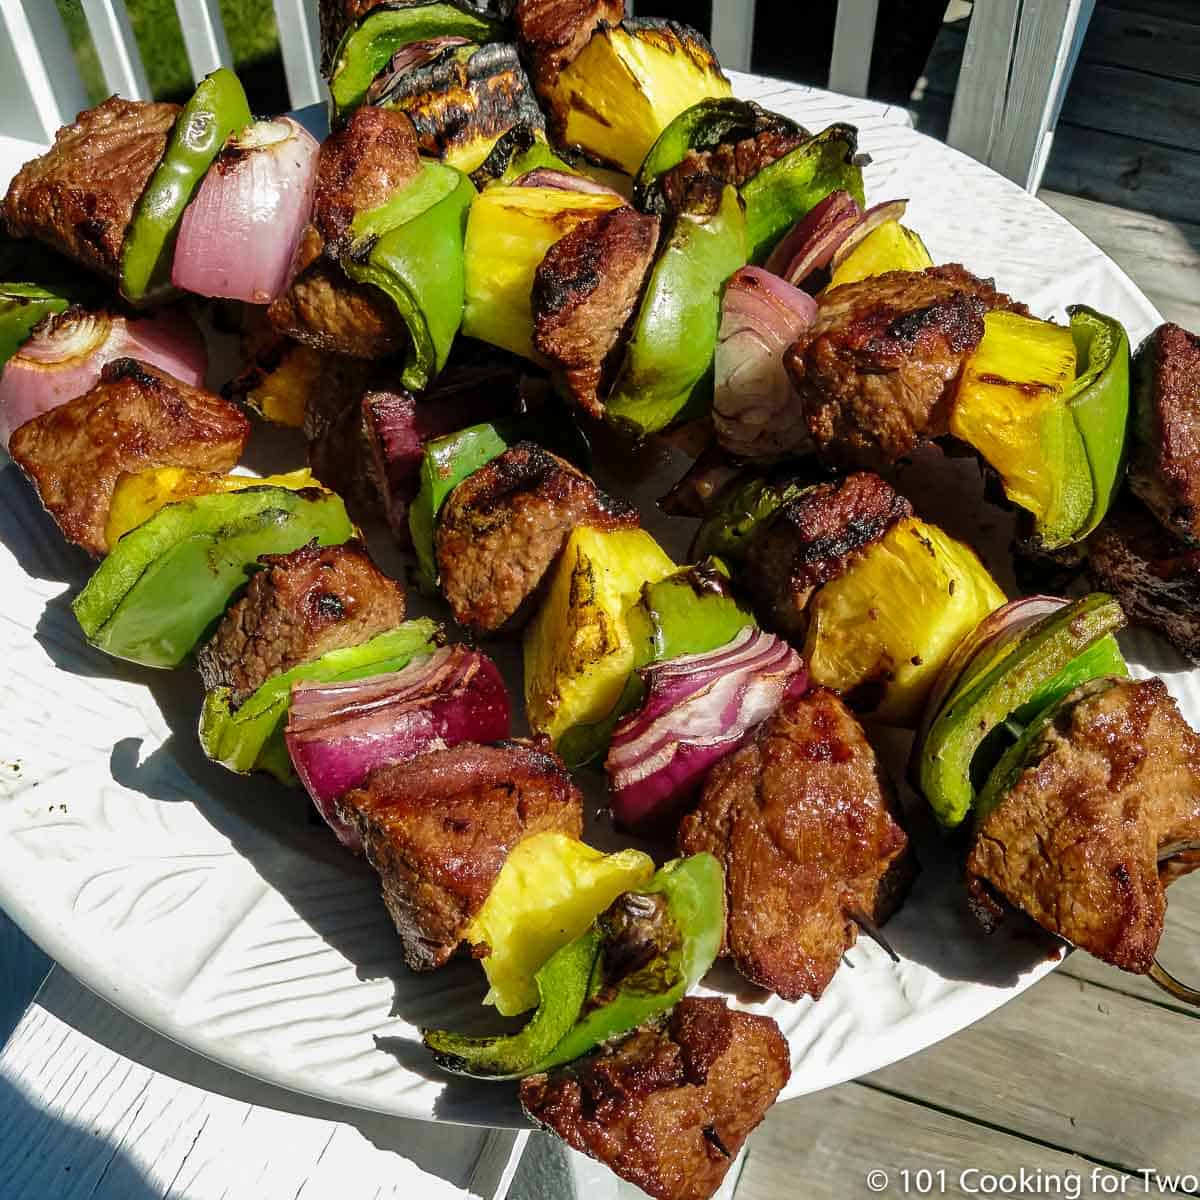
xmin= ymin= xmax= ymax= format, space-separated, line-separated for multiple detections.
xmin=558 ymin=560 xmax=755 ymax=768
xmin=121 ymin=68 xmax=252 ymax=304
xmin=73 ymin=487 xmax=354 ymax=669
xmin=740 ymin=123 xmax=864 ymax=264
xmin=918 ymin=594 xmax=1127 ymax=828
xmin=344 ymin=161 xmax=476 ymax=391
xmin=605 ymin=179 xmax=747 ymax=437
xmin=423 ymin=852 xmax=724 ymax=1079
xmin=470 ymin=124 xmax=575 ymax=188
xmin=690 ymin=472 xmax=811 ymax=563
xmin=328 ymin=2 xmax=503 ymax=121
xmin=199 ymin=618 xmax=440 ymax=781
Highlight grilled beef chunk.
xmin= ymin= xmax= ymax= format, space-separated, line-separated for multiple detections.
xmin=533 ymin=205 xmax=661 ymax=415
xmin=967 ymin=677 xmax=1200 ymax=974
xmin=2 ymin=97 xmax=179 ymax=282
xmin=8 ymin=358 xmax=249 ymax=556
xmin=1128 ymin=322 xmax=1200 ymax=546
xmin=336 ymin=739 xmax=584 ymax=971
xmin=680 ymin=689 xmax=913 ymax=1001
xmin=743 ymin=471 xmax=911 ymax=642
xmin=1088 ymin=493 xmax=1200 ymax=662
xmin=436 ymin=442 xmax=639 ymax=634
xmin=786 ymin=264 xmax=1024 ymax=468
xmin=520 ymin=997 xmax=790 ymax=1200
xmin=515 ymin=0 xmax=625 ymax=89
xmin=198 ymin=540 xmax=406 ymax=706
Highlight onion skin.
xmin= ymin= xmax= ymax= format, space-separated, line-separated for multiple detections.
xmin=606 ymin=627 xmax=809 ymax=834
xmin=712 ymin=266 xmax=817 ymax=462
xmin=285 ymin=645 xmax=512 ymax=850
xmin=172 ymin=118 xmax=320 ymax=304
xmin=763 ymin=189 xmax=861 ymax=289
xmin=0 ymin=305 xmax=207 ymax=449
xmin=512 ymin=168 xmax=622 ymax=197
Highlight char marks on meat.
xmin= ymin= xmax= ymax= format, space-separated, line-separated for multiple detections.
xmin=786 ymin=264 xmax=1025 ymax=468
xmin=2 ymin=97 xmax=179 ymax=282
xmin=515 ymin=0 xmax=625 ymax=89
xmin=436 ymin=442 xmax=639 ymax=634
xmin=8 ymin=358 xmax=249 ymax=556
xmin=533 ymin=205 xmax=660 ymax=414
xmin=198 ymin=540 xmax=406 ymax=706
xmin=520 ymin=997 xmax=789 ymax=1200
xmin=1128 ymin=322 xmax=1200 ymax=546
xmin=743 ymin=471 xmax=911 ymax=642
xmin=680 ymin=689 xmax=914 ymax=1001
xmin=336 ymin=739 xmax=584 ymax=971
xmin=967 ymin=676 xmax=1200 ymax=973
xmin=1088 ymin=493 xmax=1200 ymax=662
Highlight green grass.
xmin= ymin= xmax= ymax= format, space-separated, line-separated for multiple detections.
xmin=55 ymin=0 xmax=287 ymax=111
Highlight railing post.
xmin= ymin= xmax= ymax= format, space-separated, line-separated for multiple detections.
xmin=0 ymin=0 xmax=89 ymax=142
xmin=174 ymin=0 xmax=234 ymax=84
xmin=710 ymin=0 xmax=756 ymax=73
xmin=273 ymin=0 xmax=326 ymax=111
xmin=80 ymin=0 xmax=151 ymax=101
xmin=829 ymin=0 xmax=879 ymax=98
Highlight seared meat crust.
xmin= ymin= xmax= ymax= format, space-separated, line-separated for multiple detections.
xmin=520 ymin=997 xmax=790 ymax=1200
xmin=532 ymin=205 xmax=660 ymax=414
xmin=515 ymin=0 xmax=624 ymax=89
xmin=1128 ymin=322 xmax=1200 ymax=545
xmin=436 ymin=442 xmax=639 ymax=634
xmin=786 ymin=264 xmax=1024 ymax=468
xmin=336 ymin=739 xmax=584 ymax=971
xmin=1088 ymin=493 xmax=1200 ymax=662
xmin=197 ymin=540 xmax=406 ymax=706
xmin=967 ymin=677 xmax=1200 ymax=974
xmin=680 ymin=689 xmax=913 ymax=1001
xmin=2 ymin=97 xmax=179 ymax=281
xmin=8 ymin=358 xmax=249 ymax=556
xmin=743 ymin=471 xmax=911 ymax=642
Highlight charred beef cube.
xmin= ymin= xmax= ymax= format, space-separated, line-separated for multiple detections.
xmin=786 ymin=265 xmax=1025 ymax=468
xmin=520 ymin=997 xmax=790 ymax=1200
xmin=966 ymin=676 xmax=1200 ymax=973
xmin=197 ymin=540 xmax=406 ymax=706
xmin=2 ymin=97 xmax=179 ymax=282
xmin=515 ymin=0 xmax=625 ymax=90
xmin=8 ymin=358 xmax=249 ymax=556
xmin=1128 ymin=322 xmax=1200 ymax=546
xmin=532 ymin=205 xmax=661 ymax=416
xmin=336 ymin=739 xmax=584 ymax=971
xmin=436 ymin=442 xmax=639 ymax=634
xmin=680 ymin=689 xmax=913 ymax=1001
xmin=1088 ymin=493 xmax=1200 ymax=662
xmin=743 ymin=471 xmax=911 ymax=642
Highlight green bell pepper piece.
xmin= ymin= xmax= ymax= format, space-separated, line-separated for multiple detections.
xmin=1065 ymin=304 xmax=1131 ymax=539
xmin=423 ymin=852 xmax=724 ymax=1079
xmin=691 ymin=473 xmax=810 ymax=563
xmin=121 ymin=68 xmax=252 ymax=304
xmin=558 ymin=560 xmax=756 ymax=768
xmin=0 ymin=283 xmax=69 ymax=368
xmin=740 ymin=123 xmax=864 ymax=264
xmin=73 ymin=487 xmax=354 ymax=669
xmin=918 ymin=594 xmax=1127 ymax=828
xmin=344 ymin=162 xmax=475 ymax=391
xmin=471 ymin=126 xmax=577 ymax=188
xmin=605 ymin=181 xmax=747 ymax=437
xmin=329 ymin=2 xmax=502 ymax=121
xmin=199 ymin=618 xmax=440 ymax=780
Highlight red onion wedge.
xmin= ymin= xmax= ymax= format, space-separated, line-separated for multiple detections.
xmin=285 ymin=645 xmax=512 ymax=850
xmin=172 ymin=118 xmax=320 ymax=305
xmin=366 ymin=37 xmax=473 ymax=104
xmin=512 ymin=168 xmax=623 ymax=197
xmin=712 ymin=267 xmax=817 ymax=462
xmin=606 ymin=627 xmax=808 ymax=834
xmin=0 ymin=305 xmax=207 ymax=449
xmin=764 ymin=189 xmax=861 ymax=290
xmin=828 ymin=199 xmax=910 ymax=271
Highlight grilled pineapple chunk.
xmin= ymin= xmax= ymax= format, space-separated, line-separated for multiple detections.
xmin=805 ymin=517 xmax=1006 ymax=726
xmin=243 ymin=342 xmax=322 ymax=428
xmin=466 ymin=832 xmax=655 ymax=1016
xmin=543 ymin=19 xmax=731 ymax=175
xmin=828 ymin=220 xmax=933 ymax=288
xmin=524 ymin=525 xmax=676 ymax=743
xmin=462 ymin=185 xmax=624 ymax=359
xmin=951 ymin=311 xmax=1085 ymax=545
xmin=105 ymin=467 xmax=319 ymax=547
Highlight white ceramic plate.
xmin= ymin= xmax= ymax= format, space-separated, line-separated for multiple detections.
xmin=0 ymin=78 xmax=1188 ymax=1128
